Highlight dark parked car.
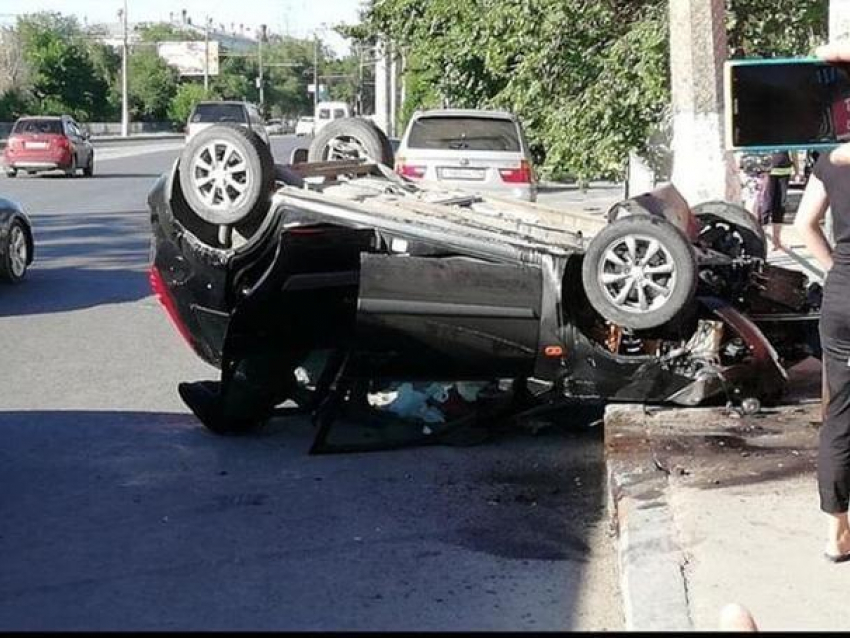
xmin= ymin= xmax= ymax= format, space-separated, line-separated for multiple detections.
xmin=0 ymin=196 xmax=34 ymax=283
xmin=186 ymin=101 xmax=270 ymax=146
xmin=148 ymin=123 xmax=821 ymax=438
xmin=3 ymin=115 xmax=94 ymax=178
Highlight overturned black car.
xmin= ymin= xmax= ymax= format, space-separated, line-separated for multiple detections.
xmin=148 ymin=121 xmax=821 ymax=440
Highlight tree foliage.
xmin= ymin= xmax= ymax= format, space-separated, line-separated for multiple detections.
xmin=137 ymin=23 xmax=202 ymax=43
xmin=128 ymin=48 xmax=179 ymax=121
xmin=16 ymin=12 xmax=112 ymax=120
xmin=726 ymin=0 xmax=828 ymax=56
xmin=168 ymin=81 xmax=208 ymax=125
xmin=2 ymin=11 xmax=364 ymax=126
xmin=362 ymin=0 xmax=828 ymax=182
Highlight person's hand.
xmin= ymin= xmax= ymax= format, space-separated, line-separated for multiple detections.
xmin=815 ymin=42 xmax=850 ymax=164
xmin=816 ymin=41 xmax=850 ymax=62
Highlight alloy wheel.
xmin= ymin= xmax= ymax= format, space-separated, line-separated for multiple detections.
xmin=597 ymin=233 xmax=677 ymax=314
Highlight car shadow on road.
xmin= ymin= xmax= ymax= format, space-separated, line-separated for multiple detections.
xmin=0 ymin=407 xmax=612 ymax=631
xmin=0 ymin=266 xmax=150 ymax=317
xmin=1 ymin=209 xmax=152 ymax=316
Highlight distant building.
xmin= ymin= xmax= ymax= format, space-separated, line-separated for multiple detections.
xmin=86 ymin=17 xmax=257 ymax=54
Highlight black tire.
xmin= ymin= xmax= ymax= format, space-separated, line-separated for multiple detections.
xmin=65 ymin=156 xmax=77 ymax=178
xmin=693 ymin=200 xmax=766 ymax=260
xmin=83 ymin=152 xmax=94 ymax=177
xmin=5 ymin=168 xmax=16 ymax=178
xmin=0 ymin=219 xmax=30 ymax=284
xmin=582 ymin=215 xmax=697 ymax=330
xmin=178 ymin=123 xmax=275 ymax=227
xmin=308 ymin=117 xmax=394 ymax=165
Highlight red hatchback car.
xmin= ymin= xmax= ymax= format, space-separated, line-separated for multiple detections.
xmin=3 ymin=115 xmax=94 ymax=178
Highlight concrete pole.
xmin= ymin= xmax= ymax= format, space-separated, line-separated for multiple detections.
xmin=120 ymin=0 xmax=129 ymax=138
xmin=204 ymin=18 xmax=210 ymax=94
xmin=356 ymin=44 xmax=364 ymax=115
xmin=313 ymin=34 xmax=319 ymax=116
xmin=373 ymin=40 xmax=391 ymax=136
xmin=258 ymin=25 xmax=265 ymax=113
xmin=388 ymin=47 xmax=398 ymax=138
xmin=668 ymin=0 xmax=740 ymax=205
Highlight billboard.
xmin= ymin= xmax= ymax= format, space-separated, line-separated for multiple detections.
xmin=157 ymin=41 xmax=219 ymax=77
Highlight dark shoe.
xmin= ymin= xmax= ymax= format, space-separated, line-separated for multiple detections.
xmin=824 ymin=551 xmax=850 ymax=563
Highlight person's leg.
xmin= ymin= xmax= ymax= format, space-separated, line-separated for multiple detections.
xmin=757 ymin=173 xmax=773 ymax=228
xmin=769 ymin=175 xmax=787 ymax=249
xmin=718 ymin=603 xmax=758 ymax=631
xmin=818 ymin=330 xmax=850 ymax=559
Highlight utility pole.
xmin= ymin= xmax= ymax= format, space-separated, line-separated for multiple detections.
xmin=356 ymin=43 xmax=363 ymax=115
xmin=204 ymin=17 xmax=212 ymax=94
xmin=668 ymin=0 xmax=738 ymax=204
xmin=257 ymin=24 xmax=266 ymax=113
xmin=313 ymin=33 xmax=319 ymax=115
xmin=120 ymin=0 xmax=129 ymax=138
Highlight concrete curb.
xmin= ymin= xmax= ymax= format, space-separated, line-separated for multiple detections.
xmin=605 ymin=404 xmax=693 ymax=631
xmin=91 ymin=134 xmax=184 ymax=145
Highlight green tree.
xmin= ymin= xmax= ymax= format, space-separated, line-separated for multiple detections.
xmin=85 ymin=42 xmax=121 ymax=119
xmin=168 ymin=81 xmax=209 ymax=126
xmin=262 ymin=35 xmax=316 ymax=118
xmin=17 ymin=11 xmax=111 ymax=119
xmin=360 ymin=0 xmax=828 ymax=182
xmin=137 ymin=23 xmax=202 ymax=43
xmin=727 ymin=0 xmax=828 ymax=57
xmin=0 ymin=88 xmax=30 ymax=120
xmin=128 ymin=48 xmax=179 ymax=120
xmin=211 ymin=55 xmax=254 ymax=102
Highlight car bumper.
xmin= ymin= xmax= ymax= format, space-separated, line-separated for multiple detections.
xmin=6 ymin=161 xmax=65 ymax=171
xmin=414 ymin=178 xmax=537 ymax=202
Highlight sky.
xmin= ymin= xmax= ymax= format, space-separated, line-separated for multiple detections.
xmin=0 ymin=0 xmax=365 ymax=54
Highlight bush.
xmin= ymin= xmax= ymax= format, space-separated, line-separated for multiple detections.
xmin=0 ymin=89 xmax=32 ymax=121
xmin=168 ymin=82 xmax=210 ymax=127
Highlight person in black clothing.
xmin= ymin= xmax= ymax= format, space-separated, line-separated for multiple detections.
xmin=796 ymin=148 xmax=850 ymax=562
xmin=796 ymin=42 xmax=850 ymax=562
xmin=795 ymin=41 xmax=850 ymax=564
xmin=762 ymin=151 xmax=793 ymax=250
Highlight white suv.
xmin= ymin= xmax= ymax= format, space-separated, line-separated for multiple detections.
xmin=394 ymin=109 xmax=537 ymax=202
xmin=186 ymin=101 xmax=270 ymax=146
xmin=314 ymin=101 xmax=351 ymax=135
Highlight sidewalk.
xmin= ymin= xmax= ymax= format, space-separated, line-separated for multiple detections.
xmin=605 ymin=223 xmax=839 ymax=631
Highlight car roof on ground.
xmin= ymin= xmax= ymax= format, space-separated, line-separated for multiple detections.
xmin=413 ymin=108 xmax=517 ymax=120
xmin=16 ymin=115 xmax=65 ymax=120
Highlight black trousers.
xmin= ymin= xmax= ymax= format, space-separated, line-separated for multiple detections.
xmin=819 ymin=267 xmax=850 ymax=513
xmin=760 ymin=174 xmax=788 ymax=225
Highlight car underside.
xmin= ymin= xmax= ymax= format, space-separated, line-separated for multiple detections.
xmin=148 ymin=123 xmax=821 ymax=442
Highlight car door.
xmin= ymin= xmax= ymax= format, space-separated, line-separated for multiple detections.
xmin=245 ymin=105 xmax=270 ymax=145
xmin=356 ymin=253 xmax=543 ymax=379
xmin=74 ymin=120 xmax=93 ymax=162
xmin=63 ymin=119 xmax=85 ymax=166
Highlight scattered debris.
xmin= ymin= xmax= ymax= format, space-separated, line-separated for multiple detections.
xmin=369 ymin=381 xmax=488 ymax=425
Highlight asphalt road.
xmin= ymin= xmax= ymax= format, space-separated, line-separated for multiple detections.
xmin=0 ymin=136 xmax=623 ymax=631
